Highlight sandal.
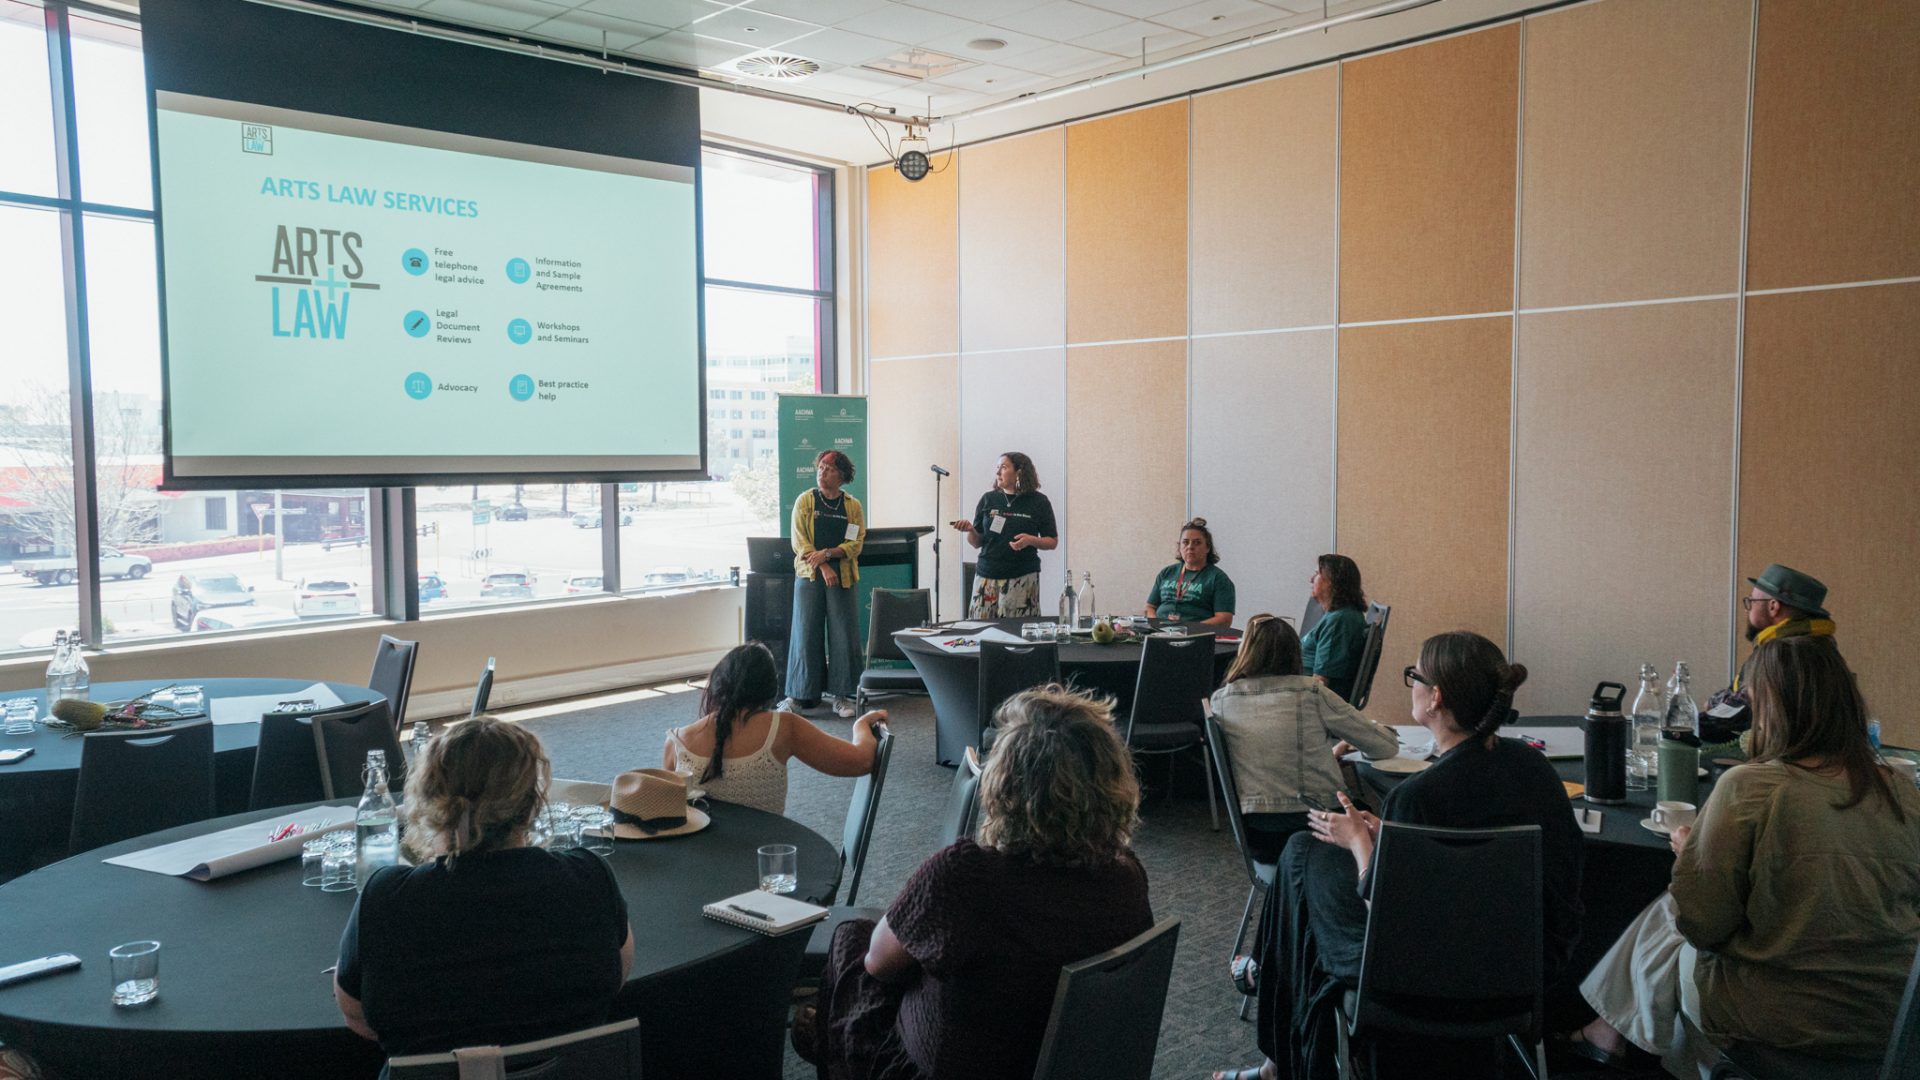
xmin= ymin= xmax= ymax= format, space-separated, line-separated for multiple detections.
xmin=1212 ymin=1066 xmax=1272 ymax=1080
xmin=1230 ymin=954 xmax=1259 ymax=996
xmin=1547 ymin=1030 xmax=1628 ymax=1069
xmin=790 ymin=996 xmax=822 ymax=1064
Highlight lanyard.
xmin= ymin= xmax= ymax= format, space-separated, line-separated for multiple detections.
xmin=1174 ymin=566 xmax=1190 ymax=600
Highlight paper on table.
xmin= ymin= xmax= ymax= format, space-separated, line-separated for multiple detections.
xmin=948 ymin=620 xmax=996 ymax=630
xmin=104 ymin=803 xmax=356 ymax=880
xmin=929 ymin=627 xmax=1028 ymax=654
xmin=208 ymin=683 xmax=347 ymax=726
xmin=1506 ymin=725 xmax=1585 ymax=760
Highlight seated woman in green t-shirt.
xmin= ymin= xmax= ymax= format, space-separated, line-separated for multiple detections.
xmin=1301 ymin=554 xmax=1369 ymax=701
xmin=1144 ymin=519 xmax=1235 ymax=626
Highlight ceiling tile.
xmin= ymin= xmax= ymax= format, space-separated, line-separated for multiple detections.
xmin=580 ymin=0 xmax=731 ymax=30
xmin=928 ymin=63 xmax=1052 ymax=94
xmin=735 ymin=0 xmax=894 ymax=23
xmin=833 ymin=3 xmax=974 ymax=45
xmin=1152 ymin=0 xmax=1293 ymax=36
xmin=798 ymin=67 xmax=923 ymax=96
xmin=625 ymin=29 xmax=755 ymax=67
xmin=914 ymin=23 xmax=1058 ymax=64
xmin=898 ymin=0 xmax=1048 ymax=21
xmin=528 ymin=13 xmax=668 ymax=50
xmin=1072 ymin=18 xmax=1201 ymax=56
xmin=1005 ymin=41 xmax=1125 ymax=77
xmin=1080 ymin=0 xmax=1196 ymax=16
xmin=995 ymin=1 xmax=1135 ymax=40
xmin=780 ymin=28 xmax=902 ymax=66
xmin=418 ymin=0 xmax=568 ymax=31
xmin=690 ymin=5 xmax=820 ymax=47
xmin=871 ymin=83 xmax=989 ymax=114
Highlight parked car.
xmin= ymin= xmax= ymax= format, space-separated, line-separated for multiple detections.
xmin=480 ymin=571 xmax=535 ymax=600
xmin=641 ymin=566 xmax=693 ymax=587
xmin=563 ymin=574 xmax=603 ymax=593
xmin=171 ymin=572 xmax=254 ymax=630
xmin=494 ymin=503 xmax=529 ymax=522
xmin=15 ymin=548 xmax=153 ymax=586
xmin=294 ymin=577 xmax=362 ymax=619
xmin=418 ymin=572 xmax=448 ymax=603
xmin=191 ymin=607 xmax=299 ymax=633
xmin=570 ymin=509 xmax=633 ymax=529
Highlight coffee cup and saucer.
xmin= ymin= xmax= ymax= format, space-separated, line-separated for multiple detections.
xmin=1641 ymin=800 xmax=1696 ymax=836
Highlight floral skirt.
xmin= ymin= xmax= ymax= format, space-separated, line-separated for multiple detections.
xmin=967 ymin=572 xmax=1039 ymax=619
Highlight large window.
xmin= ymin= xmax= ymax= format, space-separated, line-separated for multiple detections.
xmin=0 ymin=5 xmax=835 ymax=652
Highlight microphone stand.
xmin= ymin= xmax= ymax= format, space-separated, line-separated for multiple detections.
xmin=930 ymin=467 xmax=944 ymax=622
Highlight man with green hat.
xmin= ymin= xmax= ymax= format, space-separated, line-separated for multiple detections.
xmin=1700 ymin=563 xmax=1835 ymax=741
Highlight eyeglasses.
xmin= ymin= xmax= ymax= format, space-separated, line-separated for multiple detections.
xmin=1403 ymin=665 xmax=1432 ymax=689
xmin=1740 ymin=596 xmax=1776 ymax=611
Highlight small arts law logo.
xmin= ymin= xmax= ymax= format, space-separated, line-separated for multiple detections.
xmin=255 ymin=226 xmax=381 ymax=340
xmin=242 ymin=123 xmax=272 ymax=155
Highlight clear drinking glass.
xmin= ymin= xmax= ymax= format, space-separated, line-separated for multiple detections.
xmin=3 ymin=698 xmax=34 ymax=735
xmin=572 ymin=806 xmax=614 ymax=856
xmin=301 ymin=838 xmax=330 ymax=887
xmin=320 ymin=835 xmax=357 ymax=892
xmin=757 ymin=843 xmax=797 ymax=894
xmin=171 ymin=685 xmax=205 ymax=715
xmin=109 ymin=941 xmax=160 ymax=1006
xmin=1626 ymin=751 xmax=1652 ymax=791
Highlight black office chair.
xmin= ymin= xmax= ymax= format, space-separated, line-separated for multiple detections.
xmin=69 ymin=719 xmax=215 ymax=854
xmin=1335 ymin=822 xmax=1547 ymax=1080
xmin=384 ymin=1018 xmax=641 ymax=1080
xmin=1124 ymin=634 xmax=1220 ymax=831
xmin=1348 ymin=602 xmax=1392 ymax=710
xmin=248 ymin=709 xmax=326 ymax=811
xmin=978 ymin=639 xmax=1060 ymax=748
xmin=1300 ymin=596 xmax=1327 ymax=638
xmin=369 ymin=634 xmax=419 ymax=734
xmin=1204 ymin=716 xmax=1278 ymax=1020
xmin=469 ymin=656 xmax=496 ymax=719
xmin=937 ymin=747 xmax=985 ymax=847
xmin=312 ymin=699 xmax=403 ymax=800
xmin=856 ymin=589 xmax=931 ymax=710
xmin=1711 ymin=937 xmax=1919 ymax=1080
xmin=1031 ymin=918 xmax=1183 ymax=1080
xmin=802 ymin=725 xmax=896 ymax=977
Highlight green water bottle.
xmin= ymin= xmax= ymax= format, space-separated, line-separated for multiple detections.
xmin=1657 ymin=734 xmax=1700 ymax=805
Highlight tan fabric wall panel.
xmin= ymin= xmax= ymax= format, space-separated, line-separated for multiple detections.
xmin=1065 ymin=103 xmax=1188 ymax=344
xmin=1065 ymin=341 xmax=1186 ymax=604
xmin=1748 ymin=1 xmax=1920 ymax=290
xmin=959 ymin=131 xmax=1065 ymax=353
xmin=1340 ymin=26 xmax=1519 ymax=323
xmin=866 ymin=154 xmax=957 ymax=358
xmin=1739 ymin=284 xmax=1920 ymax=746
xmin=1190 ymin=332 xmax=1334 ymax=622
xmin=1190 ymin=68 xmax=1338 ymax=334
xmin=1512 ymin=303 xmax=1737 ymax=715
xmin=867 ymin=356 xmax=963 ymax=612
xmin=1519 ymin=0 xmax=1749 ymax=308
xmin=1337 ymin=318 xmax=1512 ymax=718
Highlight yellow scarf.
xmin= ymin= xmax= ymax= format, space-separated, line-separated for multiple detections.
xmin=1733 ymin=618 xmax=1836 ymax=689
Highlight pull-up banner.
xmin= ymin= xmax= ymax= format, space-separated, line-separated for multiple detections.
xmin=777 ymin=394 xmax=867 ymax=536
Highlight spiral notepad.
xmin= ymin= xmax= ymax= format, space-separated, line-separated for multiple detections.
xmin=702 ymin=890 xmax=828 ymax=936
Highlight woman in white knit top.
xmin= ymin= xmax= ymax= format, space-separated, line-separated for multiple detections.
xmin=665 ymin=642 xmax=884 ymax=814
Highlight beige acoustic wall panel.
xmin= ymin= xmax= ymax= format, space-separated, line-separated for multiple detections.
xmin=959 ymin=349 xmax=1070 ymax=608
xmin=866 ymin=154 xmax=957 ymax=358
xmin=867 ymin=355 xmax=962 ymax=612
xmin=1337 ymin=318 xmax=1512 ymax=718
xmin=1748 ymin=1 xmax=1920 ymax=290
xmin=1190 ymin=67 xmax=1338 ymax=334
xmin=1190 ymin=331 xmax=1335 ymax=622
xmin=1739 ymin=284 xmax=1920 ymax=746
xmin=959 ymin=130 xmax=1065 ymax=353
xmin=1065 ymin=102 xmax=1188 ymax=344
xmin=1512 ymin=302 xmax=1737 ymax=715
xmin=1065 ymin=341 xmax=1186 ymax=606
xmin=1340 ymin=26 xmax=1519 ymax=323
xmin=1519 ymin=0 xmax=1749 ymax=308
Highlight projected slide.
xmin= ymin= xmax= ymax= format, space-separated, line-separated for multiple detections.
xmin=154 ymin=92 xmax=700 ymax=481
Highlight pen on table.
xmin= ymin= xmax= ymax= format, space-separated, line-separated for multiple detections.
xmin=728 ymin=903 xmax=772 ymax=921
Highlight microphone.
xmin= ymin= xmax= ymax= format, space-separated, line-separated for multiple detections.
xmin=929 ymin=464 xmax=950 ymax=477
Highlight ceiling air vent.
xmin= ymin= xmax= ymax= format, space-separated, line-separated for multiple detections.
xmin=729 ymin=53 xmax=821 ymax=80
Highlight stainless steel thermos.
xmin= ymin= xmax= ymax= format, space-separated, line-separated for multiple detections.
xmin=1582 ymin=681 xmax=1629 ymax=805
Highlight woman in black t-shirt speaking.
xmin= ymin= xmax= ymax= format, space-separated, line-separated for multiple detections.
xmin=950 ymin=451 xmax=1058 ymax=618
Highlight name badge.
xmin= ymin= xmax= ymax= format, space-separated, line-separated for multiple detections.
xmin=989 ymin=515 xmax=1007 ymax=535
xmin=847 ymin=524 xmax=862 ymax=541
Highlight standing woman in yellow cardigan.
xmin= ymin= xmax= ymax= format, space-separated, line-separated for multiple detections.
xmin=784 ymin=449 xmax=866 ymax=718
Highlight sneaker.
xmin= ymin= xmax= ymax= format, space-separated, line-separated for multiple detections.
xmin=777 ymin=697 xmax=801 ymax=714
xmin=832 ymin=697 xmax=857 ymax=719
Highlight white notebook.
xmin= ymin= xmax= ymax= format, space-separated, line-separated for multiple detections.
xmin=702 ymin=890 xmax=829 ymax=935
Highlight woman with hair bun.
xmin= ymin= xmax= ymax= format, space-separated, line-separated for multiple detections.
xmin=1216 ymin=631 xmax=1583 ymax=1080
xmin=335 ymin=717 xmax=634 ymax=1055
xmin=1145 ymin=518 xmax=1235 ymax=626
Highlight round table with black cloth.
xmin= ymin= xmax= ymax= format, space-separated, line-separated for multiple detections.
xmin=1354 ymin=716 xmax=1724 ymax=1026
xmin=893 ymin=618 xmax=1242 ymax=766
xmin=0 ymin=800 xmax=837 ymax=1080
xmin=0 ymin=679 xmax=383 ymax=877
